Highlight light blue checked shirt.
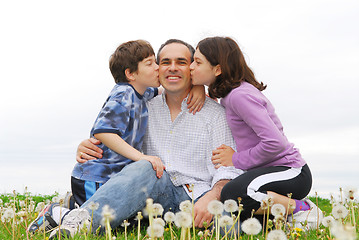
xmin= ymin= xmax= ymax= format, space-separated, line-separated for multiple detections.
xmin=143 ymin=93 xmax=244 ymax=199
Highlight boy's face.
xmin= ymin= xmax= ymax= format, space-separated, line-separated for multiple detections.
xmin=132 ymin=55 xmax=160 ymax=89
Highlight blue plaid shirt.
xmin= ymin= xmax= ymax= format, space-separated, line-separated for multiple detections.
xmin=72 ymin=83 xmax=158 ymax=183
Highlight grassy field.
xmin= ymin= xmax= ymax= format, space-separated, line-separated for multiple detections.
xmin=0 ymin=189 xmax=358 ymax=240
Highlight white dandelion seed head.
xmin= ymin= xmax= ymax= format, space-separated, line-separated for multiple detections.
xmin=101 ymin=204 xmax=115 ymax=221
xmin=179 ymin=200 xmax=193 ymax=213
xmin=141 ymin=187 xmax=148 ymax=195
xmin=271 ymin=203 xmax=286 ymax=217
xmin=121 ymin=220 xmax=131 ymax=227
xmin=219 ymin=215 xmax=234 ymax=227
xmin=207 ymin=200 xmax=224 ymax=215
xmin=135 ymin=211 xmax=143 ymax=221
xmin=88 ymin=201 xmax=99 ymax=211
xmin=35 ymin=202 xmax=45 ymax=213
xmin=238 ymin=204 xmax=243 ymax=212
xmin=164 ymin=211 xmax=175 ymax=223
xmin=224 ymin=199 xmax=238 ymax=213
xmin=241 ymin=218 xmax=262 ymax=235
xmin=152 ymin=203 xmax=164 ymax=216
xmin=3 ymin=208 xmax=15 ymax=221
xmin=343 ymin=186 xmax=357 ymax=200
xmin=146 ymin=198 xmax=153 ymax=206
xmin=153 ymin=218 xmax=165 ymax=227
xmin=332 ymin=204 xmax=349 ymax=219
xmin=19 ymin=200 xmax=25 ymax=208
xmin=261 ymin=196 xmax=274 ymax=210
xmin=145 ymin=198 xmax=154 ymax=215
xmin=331 ymin=222 xmax=356 ymax=240
xmin=52 ymin=196 xmax=60 ymax=203
xmin=147 ymin=223 xmax=165 ymax=238
xmin=28 ymin=201 xmax=35 ymax=212
xmin=16 ymin=210 xmax=27 ymax=218
xmin=142 ymin=207 xmax=149 ymax=217
xmin=274 ymin=215 xmax=285 ymax=226
xmin=321 ymin=215 xmax=336 ymax=228
xmin=174 ymin=211 xmax=192 ymax=228
xmin=267 ymin=229 xmax=287 ymax=240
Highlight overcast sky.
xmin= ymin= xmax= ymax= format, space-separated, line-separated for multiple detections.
xmin=1 ymin=0 xmax=358 ymax=196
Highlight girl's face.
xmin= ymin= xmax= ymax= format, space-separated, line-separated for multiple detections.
xmin=190 ymin=49 xmax=221 ymax=86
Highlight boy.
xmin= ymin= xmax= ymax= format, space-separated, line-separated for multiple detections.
xmin=28 ymin=40 xmax=165 ymax=233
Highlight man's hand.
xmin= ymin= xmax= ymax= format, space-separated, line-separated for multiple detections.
xmin=211 ymin=144 xmax=235 ymax=168
xmin=193 ymin=179 xmax=230 ymax=227
xmin=76 ymin=138 xmax=103 ymax=163
xmin=193 ymin=191 xmax=216 ymax=227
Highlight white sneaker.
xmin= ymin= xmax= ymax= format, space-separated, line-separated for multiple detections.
xmin=287 ymin=198 xmax=323 ymax=230
xmin=49 ymin=208 xmax=91 ymax=239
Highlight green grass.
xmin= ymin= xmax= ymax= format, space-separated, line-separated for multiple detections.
xmin=0 ymin=191 xmax=358 ymax=240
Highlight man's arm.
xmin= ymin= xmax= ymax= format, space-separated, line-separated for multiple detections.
xmin=193 ymin=179 xmax=230 ymax=227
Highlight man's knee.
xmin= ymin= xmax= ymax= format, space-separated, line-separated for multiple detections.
xmin=124 ymin=160 xmax=155 ymax=176
xmin=221 ymin=180 xmax=245 ymax=201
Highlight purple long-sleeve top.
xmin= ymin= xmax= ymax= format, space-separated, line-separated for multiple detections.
xmin=220 ymin=82 xmax=306 ymax=171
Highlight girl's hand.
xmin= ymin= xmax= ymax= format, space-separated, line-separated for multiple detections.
xmin=187 ymin=85 xmax=205 ymax=114
xmin=211 ymin=144 xmax=235 ymax=169
xmin=140 ymin=155 xmax=165 ymax=178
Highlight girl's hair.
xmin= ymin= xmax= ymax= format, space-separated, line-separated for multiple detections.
xmin=197 ymin=37 xmax=266 ymax=98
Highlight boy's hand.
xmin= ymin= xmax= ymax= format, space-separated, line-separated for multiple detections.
xmin=187 ymin=85 xmax=205 ymax=114
xmin=211 ymin=144 xmax=235 ymax=168
xmin=140 ymin=155 xmax=165 ymax=178
xmin=77 ymin=138 xmax=103 ymax=163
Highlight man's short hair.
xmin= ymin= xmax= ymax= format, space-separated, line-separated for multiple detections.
xmin=157 ymin=39 xmax=195 ymax=63
xmin=109 ymin=40 xmax=155 ymax=83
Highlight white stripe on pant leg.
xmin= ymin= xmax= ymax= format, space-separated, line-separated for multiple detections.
xmin=247 ymin=167 xmax=302 ymax=202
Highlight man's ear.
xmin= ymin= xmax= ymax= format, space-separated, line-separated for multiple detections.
xmin=125 ymin=68 xmax=135 ymax=81
xmin=214 ymin=64 xmax=222 ymax=77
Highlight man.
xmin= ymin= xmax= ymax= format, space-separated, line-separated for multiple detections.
xmin=50 ymin=39 xmax=242 ymax=238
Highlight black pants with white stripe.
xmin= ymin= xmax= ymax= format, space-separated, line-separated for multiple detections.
xmin=221 ymin=164 xmax=312 ymax=221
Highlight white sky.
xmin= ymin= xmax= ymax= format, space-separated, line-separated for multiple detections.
xmin=1 ymin=0 xmax=358 ymax=196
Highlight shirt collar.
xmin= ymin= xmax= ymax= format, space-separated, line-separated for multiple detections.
xmin=160 ymin=91 xmax=189 ymax=112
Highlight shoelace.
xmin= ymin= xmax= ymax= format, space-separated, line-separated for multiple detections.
xmin=63 ymin=209 xmax=90 ymax=229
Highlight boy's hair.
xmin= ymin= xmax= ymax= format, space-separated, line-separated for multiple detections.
xmin=109 ymin=40 xmax=155 ymax=83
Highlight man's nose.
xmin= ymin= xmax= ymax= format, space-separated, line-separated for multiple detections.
xmin=169 ymin=62 xmax=178 ymax=72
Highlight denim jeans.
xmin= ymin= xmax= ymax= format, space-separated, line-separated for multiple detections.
xmin=81 ymin=160 xmax=191 ymax=231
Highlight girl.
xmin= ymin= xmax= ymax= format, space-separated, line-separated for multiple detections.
xmin=190 ymin=36 xmax=322 ymax=229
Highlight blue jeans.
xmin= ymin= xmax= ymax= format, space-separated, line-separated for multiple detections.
xmin=81 ymin=160 xmax=190 ymax=231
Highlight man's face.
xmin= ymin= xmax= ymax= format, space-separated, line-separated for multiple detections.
xmin=158 ymin=43 xmax=192 ymax=95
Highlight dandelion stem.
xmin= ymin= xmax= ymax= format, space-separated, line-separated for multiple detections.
xmin=12 ymin=190 xmax=16 ymax=240
xmin=350 ymin=200 xmax=356 ymax=229
xmin=265 ymin=205 xmax=270 ymax=239
xmin=315 ymin=192 xmax=320 ymax=232
xmin=169 ymin=222 xmax=174 ymax=240
xmin=137 ymin=214 xmax=141 ymax=240
xmin=0 ymin=220 xmax=12 ymax=235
